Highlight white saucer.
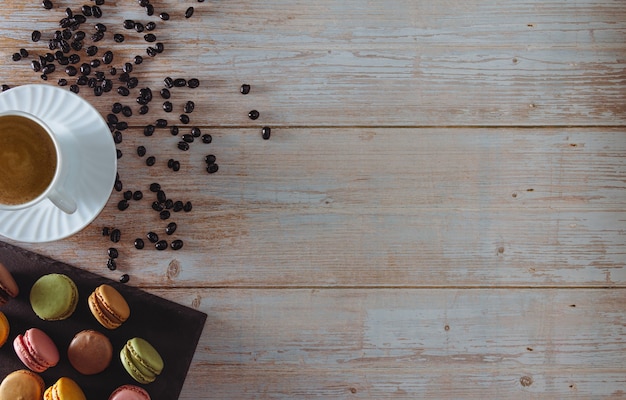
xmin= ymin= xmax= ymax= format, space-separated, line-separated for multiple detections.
xmin=0 ymin=84 xmax=117 ymax=243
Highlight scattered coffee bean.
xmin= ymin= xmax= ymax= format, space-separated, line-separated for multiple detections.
xmin=191 ymin=127 xmax=202 ymax=137
xmin=146 ymin=47 xmax=157 ymax=57
xmin=107 ymin=258 xmax=117 ymax=271
xmin=173 ymin=201 xmax=184 ymax=212
xmin=183 ymin=201 xmax=192 ymax=212
xmin=207 ymin=163 xmax=219 ymax=174
xmin=123 ymin=19 xmax=135 ymax=29
xmin=170 ymin=126 xmax=179 ymax=136
xmin=151 ymin=201 xmax=164 ymax=212
xmin=144 ymin=124 xmax=155 ymax=136
xmin=146 ymin=156 xmax=156 ymax=166
xmin=102 ymin=227 xmax=111 ymax=236
xmin=146 ymin=21 xmax=156 ymax=31
xmin=123 ymin=190 xmax=132 ymax=200
xmin=165 ymin=199 xmax=174 ymax=209
xmin=146 ymin=231 xmax=159 ymax=243
xmin=133 ymin=191 xmax=143 ymax=201
xmin=160 ymin=88 xmax=171 ymax=99
xmin=95 ymin=23 xmax=107 ymax=32
xmin=144 ymin=33 xmax=156 ymax=42
xmin=240 ymin=84 xmax=250 ymax=94
xmin=58 ymin=78 xmax=68 ymax=86
xmin=262 ymin=126 xmax=271 ymax=140
xmin=165 ymin=222 xmax=177 ymax=235
xmin=108 ymin=247 xmax=119 ymax=259
xmin=114 ymin=178 xmax=122 ymax=191
xmin=116 ymin=148 xmax=122 ymax=158
xmin=123 ymin=62 xmax=133 ymax=73
xmin=155 ymin=118 xmax=168 ymax=128
xmin=173 ymin=78 xmax=186 ymax=87
xmin=92 ymin=5 xmax=103 ymax=18
xmin=42 ymin=0 xmax=53 ymax=10
xmin=172 ymin=161 xmax=180 ymax=171
xmin=116 ymin=121 xmax=128 ymax=131
xmin=134 ymin=238 xmax=145 ymax=249
xmin=179 ymin=114 xmax=190 ymax=124
xmin=177 ymin=141 xmax=189 ymax=151
xmin=159 ymin=12 xmax=170 ymax=20
xmin=159 ymin=210 xmax=170 ymax=220
xmin=102 ymin=51 xmax=113 ymax=64
xmin=122 ymin=106 xmax=132 ymax=117
xmin=182 ymin=134 xmax=194 ymax=143
xmin=163 ymin=77 xmax=173 ymax=88
xmin=117 ymin=199 xmax=129 ymax=210
xmin=205 ymin=154 xmax=216 ymax=164
xmin=19 ymin=48 xmax=29 ymax=58
xmin=248 ymin=110 xmax=260 ymax=120
xmin=113 ymin=130 xmax=123 ymax=144
xmin=31 ymin=60 xmax=41 ymax=72
xmin=145 ymin=4 xmax=154 ymax=16
xmin=114 ymin=33 xmax=125 ymax=43
xmin=149 ymin=183 xmax=161 ymax=192
xmin=184 ymin=101 xmax=195 ymax=113
xmin=119 ymin=274 xmax=129 ymax=283
xmin=185 ymin=6 xmax=195 ymax=18
xmin=155 ymin=240 xmax=168 ymax=250
xmin=162 ymin=101 xmax=173 ymax=112
xmin=134 ymin=22 xmax=144 ymax=32
xmin=187 ymin=78 xmax=200 ymax=88
xmin=202 ymin=134 xmax=212 ymax=143
xmin=171 ymin=240 xmax=184 ymax=250
xmin=32 ymin=30 xmax=42 ymax=42
xmin=139 ymin=105 xmax=149 ymax=114
xmin=110 ymin=228 xmax=121 ymax=243
xmin=117 ymin=86 xmax=130 ymax=96
xmin=136 ymin=145 xmax=146 ymax=157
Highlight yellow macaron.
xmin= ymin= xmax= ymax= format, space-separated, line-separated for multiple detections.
xmin=44 ymin=377 xmax=86 ymax=400
xmin=0 ymin=311 xmax=9 ymax=347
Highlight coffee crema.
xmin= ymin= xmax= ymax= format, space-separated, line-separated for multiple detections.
xmin=0 ymin=115 xmax=57 ymax=205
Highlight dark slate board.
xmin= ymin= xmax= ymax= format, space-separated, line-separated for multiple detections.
xmin=0 ymin=241 xmax=207 ymax=400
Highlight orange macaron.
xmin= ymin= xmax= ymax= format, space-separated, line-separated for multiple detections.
xmin=88 ymin=284 xmax=130 ymax=329
xmin=0 ymin=370 xmax=45 ymax=400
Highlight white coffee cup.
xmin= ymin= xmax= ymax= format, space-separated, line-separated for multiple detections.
xmin=0 ymin=110 xmax=77 ymax=214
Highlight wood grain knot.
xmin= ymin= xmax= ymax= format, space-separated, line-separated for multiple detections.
xmin=192 ymin=295 xmax=202 ymax=309
xmin=167 ymin=259 xmax=181 ymax=279
xmin=520 ymin=376 xmax=533 ymax=387
xmin=349 ymin=387 xmax=357 ymax=394
xmin=444 ymin=325 xmax=450 ymax=331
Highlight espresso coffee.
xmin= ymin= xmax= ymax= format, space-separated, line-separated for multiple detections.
xmin=0 ymin=115 xmax=57 ymax=205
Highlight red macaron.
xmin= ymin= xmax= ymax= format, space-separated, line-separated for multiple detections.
xmin=13 ymin=328 xmax=60 ymax=373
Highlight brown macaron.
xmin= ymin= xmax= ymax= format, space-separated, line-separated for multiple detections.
xmin=0 ymin=262 xmax=19 ymax=306
xmin=88 ymin=284 xmax=130 ymax=329
xmin=67 ymin=330 xmax=113 ymax=375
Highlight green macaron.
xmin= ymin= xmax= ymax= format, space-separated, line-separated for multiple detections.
xmin=120 ymin=337 xmax=164 ymax=384
xmin=30 ymin=273 xmax=78 ymax=321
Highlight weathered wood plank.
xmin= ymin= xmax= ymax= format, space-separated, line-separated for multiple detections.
xmin=0 ymin=0 xmax=624 ymax=126
xmin=6 ymin=128 xmax=625 ymax=287
xmin=151 ymin=288 xmax=626 ymax=399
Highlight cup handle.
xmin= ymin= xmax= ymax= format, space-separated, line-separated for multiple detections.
xmin=47 ymin=189 xmax=77 ymax=214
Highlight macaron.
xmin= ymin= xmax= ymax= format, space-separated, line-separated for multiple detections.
xmin=88 ymin=284 xmax=130 ymax=329
xmin=68 ymin=329 xmax=113 ymax=375
xmin=0 ymin=262 xmax=19 ymax=306
xmin=0 ymin=311 xmax=9 ymax=347
xmin=120 ymin=337 xmax=164 ymax=384
xmin=30 ymin=273 xmax=78 ymax=321
xmin=0 ymin=369 xmax=45 ymax=400
xmin=13 ymin=327 xmax=60 ymax=373
xmin=109 ymin=384 xmax=151 ymax=400
xmin=44 ymin=377 xmax=86 ymax=400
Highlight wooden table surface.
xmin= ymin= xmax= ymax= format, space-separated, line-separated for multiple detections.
xmin=1 ymin=0 xmax=625 ymax=398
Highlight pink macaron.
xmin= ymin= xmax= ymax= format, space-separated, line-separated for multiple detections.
xmin=13 ymin=328 xmax=60 ymax=373
xmin=109 ymin=385 xmax=151 ymax=400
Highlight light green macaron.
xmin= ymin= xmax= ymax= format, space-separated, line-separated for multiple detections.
xmin=30 ymin=273 xmax=78 ymax=321
xmin=120 ymin=337 xmax=164 ymax=384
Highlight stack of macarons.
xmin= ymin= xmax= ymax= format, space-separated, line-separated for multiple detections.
xmin=30 ymin=273 xmax=79 ymax=321
xmin=13 ymin=328 xmax=59 ymax=373
xmin=120 ymin=337 xmax=164 ymax=384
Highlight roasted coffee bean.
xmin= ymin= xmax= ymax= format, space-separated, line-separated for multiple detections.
xmin=145 ymin=3 xmax=154 ymax=16
xmin=159 ymin=12 xmax=170 ymax=20
xmin=117 ymin=86 xmax=130 ymax=96
xmin=165 ymin=199 xmax=174 ymax=209
xmin=155 ymin=42 xmax=164 ymax=53
xmin=159 ymin=210 xmax=170 ymax=220
xmin=240 ymin=83 xmax=250 ymax=94
xmin=155 ymin=240 xmax=168 ymax=250
xmin=119 ymin=274 xmax=129 ymax=283
xmin=173 ymin=200 xmax=183 ymax=212
xmin=146 ymin=47 xmax=157 ymax=57
xmin=146 ymin=231 xmax=159 ymax=243
xmin=116 ymin=148 xmax=122 ymax=158
xmin=74 ymin=14 xmax=87 ymax=23
xmin=167 ymin=159 xmax=175 ymax=168
xmin=122 ymin=106 xmax=132 ymax=117
xmin=139 ymin=105 xmax=149 ymax=114
xmin=173 ymin=78 xmax=186 ymax=87
xmin=68 ymin=53 xmax=80 ymax=64
xmin=19 ymin=48 xmax=29 ymax=58
xmin=48 ymin=40 xmax=58 ymax=51
xmin=55 ymin=50 xmax=64 ymax=61
xmin=149 ymin=182 xmax=161 ymax=192
xmin=32 ymin=30 xmax=42 ymax=42
xmin=113 ymin=130 xmax=122 ymax=144
xmin=165 ymin=222 xmax=177 ymax=235
xmin=110 ymin=228 xmax=121 ymax=243
xmin=184 ymin=101 xmax=195 ymax=113
xmin=107 ymin=258 xmax=117 ymax=271
xmin=191 ymin=127 xmax=202 ymax=137
xmin=58 ymin=56 xmax=69 ymax=65
xmin=42 ymin=64 xmax=56 ymax=74
xmin=95 ymin=23 xmax=107 ymax=32
xmin=156 ymin=119 xmax=167 ymax=128
xmin=248 ymin=110 xmax=260 ymax=120
xmin=81 ymin=4 xmax=92 ymax=16
xmin=118 ymin=199 xmax=129 ymax=210
xmin=12 ymin=53 xmax=22 ymax=62
xmin=114 ymin=33 xmax=125 ymax=43
xmin=134 ymin=238 xmax=145 ymax=249
xmin=144 ymin=33 xmax=156 ymax=42
xmin=146 ymin=156 xmax=156 ymax=166
xmin=116 ymin=121 xmax=128 ymax=130
xmin=74 ymin=31 xmax=85 ymax=41
xmin=162 ymin=101 xmax=173 ymax=112
xmin=145 ymin=21 xmax=156 ymax=31
xmin=170 ymin=125 xmax=179 ymax=136
xmin=123 ymin=62 xmax=133 ymax=73
xmin=44 ymin=53 xmax=55 ymax=62
xmin=123 ymin=190 xmax=132 ymax=200
xmin=118 ymin=72 xmax=129 ymax=82
xmin=262 ymin=126 xmax=271 ymax=140
xmin=102 ymin=227 xmax=111 ymax=236
xmin=42 ymin=0 xmax=53 ymax=10
xmin=139 ymin=87 xmax=152 ymax=101
xmin=90 ymin=59 xmax=101 ymax=68
xmin=171 ymin=240 xmax=183 ymax=250
xmin=205 ymin=154 xmax=216 ymax=164
xmin=134 ymin=22 xmax=144 ymax=32
xmin=123 ymin=19 xmax=135 ymax=29
xmin=163 ymin=77 xmax=173 ymax=88
xmin=58 ymin=78 xmax=68 ymax=86
xmin=40 ymin=74 xmax=48 ymax=81
xmin=202 ymin=134 xmax=212 ymax=144
xmin=144 ymin=125 xmax=155 ymax=136
xmin=156 ymin=190 xmax=166 ymax=203
xmin=91 ymin=31 xmax=104 ymax=42
xmin=127 ymin=77 xmax=139 ymax=89
xmin=76 ymin=75 xmax=88 ymax=85
xmin=160 ymin=88 xmax=171 ymax=99
xmin=70 ymin=84 xmax=79 ymax=93
xmin=185 ymin=6 xmax=194 ymax=18
xmin=92 ymin=5 xmax=102 ymax=18
xmin=134 ymin=55 xmax=143 ymax=65
xmin=31 ymin=60 xmax=42 ymax=72
xmin=86 ymin=45 xmax=98 ymax=56
xmin=107 ymin=113 xmax=119 ymax=124
xmin=207 ymin=163 xmax=219 ymax=174
xmin=64 ymin=6 xmax=73 ymax=17
xmin=177 ymin=141 xmax=189 ymax=151
xmin=187 ymin=78 xmax=200 ymax=88
xmin=112 ymin=103 xmax=123 ymax=114
xmin=138 ymin=0 xmax=149 ymax=8
xmin=151 ymin=201 xmax=163 ymax=212
xmin=183 ymin=201 xmax=192 ymax=212
xmin=136 ymin=146 xmax=147 ymax=157
xmin=172 ymin=161 xmax=180 ymax=171
xmin=130 ymin=191 xmax=141 ymax=201
xmin=102 ymin=51 xmax=113 ymax=64
xmin=108 ymin=247 xmax=119 ymax=258
xmin=114 ymin=178 xmax=122 ymax=191
xmin=62 ymin=29 xmax=72 ymax=40
xmin=179 ymin=114 xmax=190 ymax=124
xmin=181 ymin=134 xmax=194 ymax=143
